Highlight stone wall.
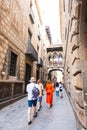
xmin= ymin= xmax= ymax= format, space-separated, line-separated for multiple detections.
xmin=0 ymin=0 xmax=29 ymax=80
xmin=0 ymin=80 xmax=25 ymax=109
xmin=0 ymin=0 xmax=49 ymax=108
xmin=60 ymin=0 xmax=87 ymax=129
xmin=0 ymin=0 xmax=30 ymax=107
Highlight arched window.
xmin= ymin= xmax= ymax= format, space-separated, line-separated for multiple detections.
xmin=58 ymin=54 xmax=63 ymax=64
xmin=53 ymin=52 xmax=58 ymax=62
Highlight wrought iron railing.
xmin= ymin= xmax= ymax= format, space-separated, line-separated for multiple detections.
xmin=37 ymin=57 xmax=43 ymax=67
xmin=25 ymin=42 xmax=38 ymax=61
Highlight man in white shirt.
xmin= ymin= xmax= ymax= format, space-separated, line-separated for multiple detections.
xmin=26 ymin=77 xmax=40 ymax=125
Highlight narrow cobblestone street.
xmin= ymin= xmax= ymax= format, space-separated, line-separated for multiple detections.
xmin=0 ymin=89 xmax=77 ymax=130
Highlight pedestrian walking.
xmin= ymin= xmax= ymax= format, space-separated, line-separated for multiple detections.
xmin=26 ymin=77 xmax=40 ymax=125
xmin=45 ymin=80 xmax=55 ymax=108
xmin=55 ymin=82 xmax=59 ymax=97
xmin=37 ymin=79 xmax=44 ymax=111
xmin=59 ymin=81 xmax=63 ymax=98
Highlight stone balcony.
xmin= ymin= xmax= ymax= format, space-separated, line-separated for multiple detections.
xmin=25 ymin=42 xmax=38 ymax=61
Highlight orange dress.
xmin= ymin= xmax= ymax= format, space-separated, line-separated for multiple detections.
xmin=46 ymin=83 xmax=54 ymax=105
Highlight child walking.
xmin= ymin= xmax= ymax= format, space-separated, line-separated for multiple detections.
xmin=55 ymin=82 xmax=59 ymax=97
xmin=59 ymin=82 xmax=63 ymax=98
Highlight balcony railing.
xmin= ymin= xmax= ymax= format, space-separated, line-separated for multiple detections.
xmin=47 ymin=61 xmax=63 ymax=68
xmin=25 ymin=43 xmax=38 ymax=61
xmin=37 ymin=57 xmax=43 ymax=67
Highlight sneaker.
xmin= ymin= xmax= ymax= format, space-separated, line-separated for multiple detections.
xmin=28 ymin=121 xmax=32 ymax=125
xmin=33 ymin=112 xmax=37 ymax=117
xmin=49 ymin=104 xmax=52 ymax=108
xmin=33 ymin=114 xmax=37 ymax=117
xmin=38 ymin=108 xmax=40 ymax=111
xmin=38 ymin=107 xmax=41 ymax=111
xmin=40 ymin=105 xmax=42 ymax=108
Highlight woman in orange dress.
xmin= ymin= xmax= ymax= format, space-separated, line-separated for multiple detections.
xmin=46 ymin=80 xmax=55 ymax=108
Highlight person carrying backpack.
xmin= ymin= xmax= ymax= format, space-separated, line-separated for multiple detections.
xmin=55 ymin=82 xmax=59 ymax=97
xmin=59 ymin=82 xmax=63 ymax=98
xmin=26 ymin=77 xmax=40 ymax=125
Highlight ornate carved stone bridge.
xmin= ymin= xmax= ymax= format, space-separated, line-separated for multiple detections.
xmin=46 ymin=44 xmax=64 ymax=81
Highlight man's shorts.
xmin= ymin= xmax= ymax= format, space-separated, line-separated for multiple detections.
xmin=37 ymin=96 xmax=42 ymax=102
xmin=28 ymin=99 xmax=37 ymax=107
xmin=60 ymin=89 xmax=62 ymax=92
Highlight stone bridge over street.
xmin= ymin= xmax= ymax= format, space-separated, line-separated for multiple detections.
xmin=46 ymin=44 xmax=64 ymax=80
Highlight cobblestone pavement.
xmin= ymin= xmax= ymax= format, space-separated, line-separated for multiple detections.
xmin=0 ymin=89 xmax=77 ymax=130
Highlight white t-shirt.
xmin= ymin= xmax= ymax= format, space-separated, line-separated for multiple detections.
xmin=56 ymin=87 xmax=59 ymax=91
xmin=59 ymin=83 xmax=63 ymax=90
xmin=26 ymin=82 xmax=40 ymax=100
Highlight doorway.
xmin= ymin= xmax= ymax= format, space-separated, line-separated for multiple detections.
xmin=25 ymin=63 xmax=31 ymax=93
xmin=36 ymin=70 xmax=39 ymax=81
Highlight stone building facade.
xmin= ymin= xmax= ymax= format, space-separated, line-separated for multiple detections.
xmin=0 ymin=0 xmax=49 ymax=108
xmin=59 ymin=0 xmax=87 ymax=129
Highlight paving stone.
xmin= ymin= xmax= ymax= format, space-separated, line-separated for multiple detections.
xmin=0 ymin=89 xmax=77 ymax=130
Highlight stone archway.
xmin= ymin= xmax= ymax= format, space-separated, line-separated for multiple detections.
xmin=48 ymin=67 xmax=64 ymax=82
xmin=46 ymin=45 xmax=64 ymax=82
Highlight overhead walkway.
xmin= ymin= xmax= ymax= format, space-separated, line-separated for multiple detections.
xmin=0 ymin=89 xmax=77 ymax=130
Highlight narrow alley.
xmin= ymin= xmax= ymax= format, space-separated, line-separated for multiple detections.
xmin=0 ymin=89 xmax=77 ymax=130
xmin=1 ymin=0 xmax=87 ymax=129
